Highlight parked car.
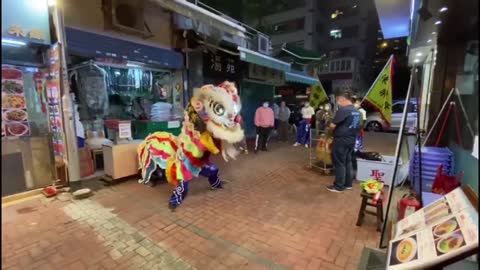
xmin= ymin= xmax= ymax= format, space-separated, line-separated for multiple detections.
xmin=364 ymin=99 xmax=418 ymax=132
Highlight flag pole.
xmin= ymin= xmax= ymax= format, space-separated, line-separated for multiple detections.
xmin=361 ymin=55 xmax=394 ymax=103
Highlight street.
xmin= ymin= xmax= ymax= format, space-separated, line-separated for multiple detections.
xmin=1 ymin=137 xmax=395 ymax=270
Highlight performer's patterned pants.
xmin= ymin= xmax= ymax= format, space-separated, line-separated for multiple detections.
xmin=168 ymin=163 xmax=222 ymax=208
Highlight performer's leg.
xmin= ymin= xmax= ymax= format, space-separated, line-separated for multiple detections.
xmin=254 ymin=127 xmax=261 ymax=152
xmin=200 ymin=163 xmax=223 ymax=189
xmin=168 ymin=181 xmax=190 ymax=210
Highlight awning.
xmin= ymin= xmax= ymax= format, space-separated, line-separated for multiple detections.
xmin=280 ymin=44 xmax=325 ymax=64
xmin=237 ymin=46 xmax=290 ymax=72
xmin=285 ymin=71 xmax=319 ymax=85
xmin=151 ymin=0 xmax=246 ymax=38
xmin=65 ymin=27 xmax=184 ymax=69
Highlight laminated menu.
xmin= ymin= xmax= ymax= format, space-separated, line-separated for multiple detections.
xmin=2 ymin=66 xmax=30 ymax=138
xmin=387 ymin=206 xmax=478 ymax=269
xmin=393 ymin=188 xmax=473 ymax=238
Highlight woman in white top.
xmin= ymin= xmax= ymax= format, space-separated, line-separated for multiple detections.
xmin=293 ymin=102 xmax=316 ymax=147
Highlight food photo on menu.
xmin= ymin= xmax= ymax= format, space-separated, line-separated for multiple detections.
xmin=389 ymin=235 xmax=419 ymax=266
xmin=432 ymin=217 xmax=467 ymax=256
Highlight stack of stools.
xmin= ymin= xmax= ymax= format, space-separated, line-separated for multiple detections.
xmin=409 ymin=146 xmax=454 ymax=194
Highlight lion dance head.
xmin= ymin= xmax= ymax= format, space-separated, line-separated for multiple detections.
xmin=185 ymin=81 xmax=244 ymax=161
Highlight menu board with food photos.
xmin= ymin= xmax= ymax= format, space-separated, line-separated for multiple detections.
xmin=387 ymin=187 xmax=478 ymax=269
xmin=2 ymin=66 xmax=30 ymax=138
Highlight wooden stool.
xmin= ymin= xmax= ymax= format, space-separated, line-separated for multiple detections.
xmin=356 ymin=190 xmax=384 ymax=232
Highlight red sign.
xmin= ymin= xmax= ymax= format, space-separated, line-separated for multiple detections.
xmin=370 ymin=169 xmax=385 ymax=181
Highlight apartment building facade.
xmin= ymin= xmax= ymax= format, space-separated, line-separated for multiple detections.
xmin=262 ymin=0 xmax=379 ymax=96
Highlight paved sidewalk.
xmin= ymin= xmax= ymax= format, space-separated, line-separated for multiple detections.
xmin=2 ymin=143 xmax=382 ymax=270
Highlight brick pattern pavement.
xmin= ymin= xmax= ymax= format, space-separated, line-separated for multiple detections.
xmin=2 ymin=143 xmax=382 ymax=270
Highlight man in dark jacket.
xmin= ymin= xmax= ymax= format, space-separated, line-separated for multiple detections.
xmin=326 ymin=88 xmax=361 ymax=193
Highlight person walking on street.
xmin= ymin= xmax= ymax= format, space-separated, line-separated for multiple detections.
xmin=293 ymin=101 xmax=315 ymax=148
xmin=254 ymin=100 xmax=275 ymax=153
xmin=352 ymin=97 xmax=367 ymax=180
xmin=277 ymin=101 xmax=291 ymax=142
xmin=326 ymin=89 xmax=361 ymax=193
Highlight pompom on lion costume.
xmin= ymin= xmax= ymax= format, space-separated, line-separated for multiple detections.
xmin=137 ymin=81 xmax=244 ymax=210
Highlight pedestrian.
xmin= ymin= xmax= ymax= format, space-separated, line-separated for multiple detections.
xmin=352 ymin=96 xmax=367 ymax=179
xmin=277 ymin=101 xmax=291 ymax=142
xmin=293 ymin=101 xmax=315 ymax=148
xmin=326 ymin=88 xmax=361 ymax=193
xmin=254 ymin=100 xmax=275 ymax=153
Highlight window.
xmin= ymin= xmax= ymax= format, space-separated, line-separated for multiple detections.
xmin=330 ymin=29 xmax=342 ymax=39
xmin=273 ymin=18 xmax=305 ymax=34
xmin=329 ymin=25 xmax=358 ymax=40
xmin=345 ymin=60 xmax=351 ymax=71
xmin=392 ymin=103 xmax=404 ymax=113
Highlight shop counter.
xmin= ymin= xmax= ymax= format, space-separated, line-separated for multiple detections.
xmin=102 ymin=140 xmax=142 ymax=181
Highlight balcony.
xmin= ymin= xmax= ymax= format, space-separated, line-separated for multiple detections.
xmin=317 ymin=57 xmax=356 ymax=74
xmin=172 ymin=0 xmax=273 ymax=55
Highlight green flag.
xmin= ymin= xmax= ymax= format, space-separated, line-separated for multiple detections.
xmin=309 ymin=82 xmax=329 ymax=109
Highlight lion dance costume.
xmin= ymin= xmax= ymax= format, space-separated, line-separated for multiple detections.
xmin=137 ymin=82 xmax=244 ymax=210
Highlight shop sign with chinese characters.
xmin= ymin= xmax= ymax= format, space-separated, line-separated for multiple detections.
xmin=202 ymin=50 xmax=240 ymax=79
xmin=1 ymin=0 xmax=51 ymax=45
xmin=248 ymin=64 xmax=285 ymax=85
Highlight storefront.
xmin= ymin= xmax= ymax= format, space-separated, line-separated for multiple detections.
xmin=1 ymin=0 xmax=56 ymax=196
xmin=276 ymin=71 xmax=320 ymax=104
xmin=63 ymin=27 xmax=184 ymax=181
xmin=186 ymin=46 xmax=243 ymax=95
xmin=237 ymin=47 xmax=290 ymax=138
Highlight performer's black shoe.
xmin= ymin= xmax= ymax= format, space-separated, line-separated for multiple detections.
xmin=210 ymin=182 xmax=224 ymax=190
xmin=168 ymin=203 xmax=177 ymax=212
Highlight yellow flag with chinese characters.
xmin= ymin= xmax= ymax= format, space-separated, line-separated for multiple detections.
xmin=309 ymin=81 xmax=329 ymax=109
xmin=364 ymin=55 xmax=394 ymax=126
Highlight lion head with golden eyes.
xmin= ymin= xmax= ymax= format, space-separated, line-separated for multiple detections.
xmin=185 ymin=81 xmax=244 ymax=161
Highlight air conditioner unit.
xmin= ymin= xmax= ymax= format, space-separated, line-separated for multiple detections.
xmin=256 ymin=34 xmax=271 ymax=55
xmin=103 ymin=0 xmax=153 ymax=38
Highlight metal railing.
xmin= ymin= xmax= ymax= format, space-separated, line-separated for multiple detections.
xmin=194 ymin=1 xmax=272 ymax=49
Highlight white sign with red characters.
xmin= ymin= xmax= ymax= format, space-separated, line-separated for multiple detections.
xmin=356 ymin=155 xmax=409 ymax=186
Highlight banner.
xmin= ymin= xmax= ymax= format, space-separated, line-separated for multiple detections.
xmin=363 ymin=55 xmax=395 ymax=126
xmin=309 ymin=81 xmax=329 ymax=109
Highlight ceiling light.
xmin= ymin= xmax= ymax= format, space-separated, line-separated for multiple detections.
xmin=427 ymin=39 xmax=432 ymax=43
xmin=416 ymin=52 xmax=422 ymax=57
xmin=435 ymin=20 xmax=442 ymax=25
xmin=439 ymin=7 xmax=448 ymax=13
xmin=432 ymin=32 xmax=437 ymax=35
xmin=414 ymin=59 xmax=420 ymax=63
xmin=1 ymin=38 xmax=26 ymax=46
xmin=353 ymin=5 xmax=358 ymax=8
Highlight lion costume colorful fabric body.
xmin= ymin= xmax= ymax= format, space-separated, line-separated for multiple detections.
xmin=137 ymin=81 xmax=244 ymax=210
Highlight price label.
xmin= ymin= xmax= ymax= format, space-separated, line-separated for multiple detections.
xmin=118 ymin=122 xmax=131 ymax=139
